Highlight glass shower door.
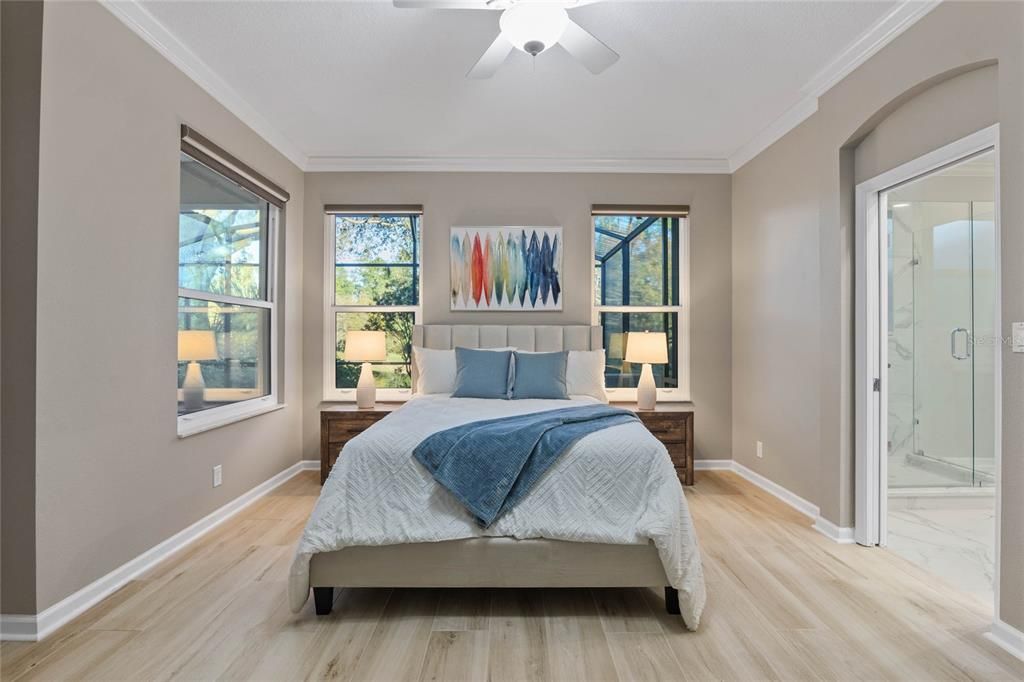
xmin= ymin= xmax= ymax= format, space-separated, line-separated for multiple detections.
xmin=909 ymin=203 xmax=975 ymax=484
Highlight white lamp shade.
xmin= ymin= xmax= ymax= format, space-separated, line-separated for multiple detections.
xmin=178 ymin=330 xmax=218 ymax=362
xmin=499 ymin=5 xmax=569 ymax=54
xmin=345 ymin=330 xmax=387 ymax=362
xmin=625 ymin=331 xmax=668 ymax=364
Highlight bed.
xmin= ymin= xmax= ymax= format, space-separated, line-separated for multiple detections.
xmin=289 ymin=325 xmax=706 ymax=629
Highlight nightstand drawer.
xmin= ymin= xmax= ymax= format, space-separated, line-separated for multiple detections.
xmin=664 ymin=441 xmax=690 ymax=468
xmin=640 ymin=415 xmax=686 ymax=443
xmin=320 ymin=405 xmax=401 ymax=484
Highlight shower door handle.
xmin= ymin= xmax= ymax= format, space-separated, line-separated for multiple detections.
xmin=950 ymin=328 xmax=970 ymax=360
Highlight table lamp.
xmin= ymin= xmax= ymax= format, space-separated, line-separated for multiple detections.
xmin=625 ymin=331 xmax=667 ymax=410
xmin=345 ymin=330 xmax=387 ymax=408
xmin=178 ymin=330 xmax=218 ymax=411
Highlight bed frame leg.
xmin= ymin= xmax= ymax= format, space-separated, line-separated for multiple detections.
xmin=313 ymin=587 xmax=333 ymax=616
xmin=664 ymin=587 xmax=680 ymax=615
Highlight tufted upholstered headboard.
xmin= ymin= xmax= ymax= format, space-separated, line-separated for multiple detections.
xmin=411 ymin=325 xmax=603 ymax=391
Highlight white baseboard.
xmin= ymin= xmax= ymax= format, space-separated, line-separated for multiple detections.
xmin=813 ymin=515 xmax=857 ymax=544
xmin=693 ymin=459 xmax=733 ymax=470
xmin=696 ymin=459 xmax=856 ymax=544
xmin=730 ymin=461 xmax=820 ymax=520
xmin=986 ymin=618 xmax=1024 ymax=662
xmin=1 ymin=459 xmax=318 ymax=642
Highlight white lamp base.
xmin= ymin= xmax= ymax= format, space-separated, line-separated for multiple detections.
xmin=182 ymin=360 xmax=206 ymax=411
xmin=637 ymin=363 xmax=657 ymax=410
xmin=356 ymin=362 xmax=376 ymax=409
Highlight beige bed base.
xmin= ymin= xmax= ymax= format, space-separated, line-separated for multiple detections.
xmin=309 ymin=538 xmax=678 ymax=614
xmin=311 ymin=324 xmax=680 ymax=616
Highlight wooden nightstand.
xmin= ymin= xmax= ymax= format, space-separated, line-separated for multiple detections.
xmin=320 ymin=403 xmax=402 ymax=484
xmin=621 ymin=403 xmax=695 ymax=485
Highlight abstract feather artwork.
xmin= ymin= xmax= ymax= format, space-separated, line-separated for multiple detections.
xmin=450 ymin=227 xmax=562 ymax=311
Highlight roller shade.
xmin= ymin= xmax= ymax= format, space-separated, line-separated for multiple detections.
xmin=180 ymin=124 xmax=290 ymax=208
xmin=325 ymin=205 xmax=424 ymax=215
xmin=591 ymin=205 xmax=689 ymax=217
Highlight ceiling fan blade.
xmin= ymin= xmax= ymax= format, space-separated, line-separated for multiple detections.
xmin=559 ymin=18 xmax=618 ymax=74
xmin=393 ymin=1 xmax=498 ymax=9
xmin=467 ymin=34 xmax=514 ymax=79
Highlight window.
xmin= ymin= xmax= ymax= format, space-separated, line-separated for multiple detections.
xmin=324 ymin=206 xmax=422 ymax=401
xmin=592 ymin=206 xmax=690 ymax=401
xmin=177 ymin=126 xmax=288 ymax=436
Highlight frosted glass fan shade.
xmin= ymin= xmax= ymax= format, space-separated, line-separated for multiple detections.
xmin=499 ymin=5 xmax=569 ymax=54
xmin=345 ymin=330 xmax=387 ymax=362
xmin=625 ymin=331 xmax=668 ymax=365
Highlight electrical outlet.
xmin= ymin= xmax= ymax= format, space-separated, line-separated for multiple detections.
xmin=756 ymin=441 xmax=764 ymax=459
xmin=213 ymin=465 xmax=222 ymax=488
xmin=1013 ymin=322 xmax=1024 ymax=353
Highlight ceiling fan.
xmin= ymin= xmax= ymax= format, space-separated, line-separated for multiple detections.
xmin=393 ymin=0 xmax=619 ymax=78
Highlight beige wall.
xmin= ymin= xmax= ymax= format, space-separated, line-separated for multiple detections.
xmin=302 ymin=172 xmax=733 ymax=463
xmin=732 ymin=1 xmax=1023 ymax=629
xmin=30 ymin=1 xmax=305 ymax=611
xmin=1 ymin=0 xmax=43 ymax=615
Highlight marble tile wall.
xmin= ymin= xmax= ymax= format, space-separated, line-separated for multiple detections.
xmin=888 ymin=212 xmax=917 ymax=485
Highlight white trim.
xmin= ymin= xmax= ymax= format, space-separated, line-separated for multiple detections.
xmin=178 ymin=205 xmax=281 ymax=436
xmin=693 ymin=459 xmax=732 ymax=470
xmin=99 ymin=1 xmax=306 ymax=170
xmin=728 ymin=1 xmax=940 ymax=171
xmin=176 ymin=400 xmax=286 ymax=438
xmin=728 ymin=97 xmax=819 ymax=172
xmin=854 ymin=126 xmax=1003 ymax=629
xmin=727 ymin=461 xmax=857 ymax=543
xmin=800 ymin=1 xmax=943 ymax=100
xmin=323 ymin=213 xmax=423 ymax=402
xmin=592 ymin=215 xmax=691 ymax=401
xmin=0 ymin=615 xmax=37 ymax=642
xmin=813 ymin=516 xmax=857 ymax=545
xmin=731 ymin=461 xmax=820 ymax=520
xmin=0 ymin=459 xmax=319 ymax=642
xmin=101 ymin=1 xmax=937 ymax=177
xmin=986 ymin=619 xmax=1024 ymax=663
xmin=304 ymin=155 xmax=731 ymax=174
xmin=855 ymin=125 xmax=1000 ymax=544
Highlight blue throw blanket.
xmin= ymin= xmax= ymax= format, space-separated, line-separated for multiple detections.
xmin=413 ymin=405 xmax=638 ymax=527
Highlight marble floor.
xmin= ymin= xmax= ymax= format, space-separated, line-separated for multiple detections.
xmin=888 ymin=452 xmax=996 ymax=488
xmin=886 ymin=497 xmax=995 ymax=607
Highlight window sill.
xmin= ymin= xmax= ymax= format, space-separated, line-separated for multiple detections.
xmin=177 ymin=401 xmax=286 ymax=438
xmin=606 ymin=388 xmax=692 ymax=402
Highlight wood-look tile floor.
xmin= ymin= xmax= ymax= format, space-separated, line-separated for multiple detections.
xmin=3 ymin=471 xmax=1022 ymax=681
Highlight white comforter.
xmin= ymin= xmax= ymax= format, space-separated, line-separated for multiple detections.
xmin=288 ymin=395 xmax=706 ymax=628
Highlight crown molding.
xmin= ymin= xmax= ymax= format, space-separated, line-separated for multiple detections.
xmin=727 ymin=96 xmax=819 ymax=173
xmin=728 ymin=0 xmax=942 ymax=172
xmin=304 ymin=155 xmax=731 ymax=174
xmin=800 ymin=0 xmax=943 ymax=100
xmin=99 ymin=0 xmax=308 ymax=170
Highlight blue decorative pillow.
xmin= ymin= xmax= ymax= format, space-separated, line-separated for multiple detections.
xmin=452 ymin=347 xmax=513 ymax=399
xmin=511 ymin=350 xmax=569 ymax=400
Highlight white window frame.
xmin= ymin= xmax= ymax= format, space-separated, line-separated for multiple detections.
xmin=323 ymin=211 xmax=422 ymax=402
xmin=591 ymin=214 xmax=691 ymax=402
xmin=176 ymin=180 xmax=282 ymax=438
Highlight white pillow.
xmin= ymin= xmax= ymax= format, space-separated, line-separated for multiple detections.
xmin=413 ymin=347 xmax=456 ymax=394
xmin=413 ymin=346 xmax=516 ymax=394
xmin=566 ymin=349 xmax=608 ymax=402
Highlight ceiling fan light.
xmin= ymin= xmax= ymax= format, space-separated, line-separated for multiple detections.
xmin=499 ymin=5 xmax=569 ymax=55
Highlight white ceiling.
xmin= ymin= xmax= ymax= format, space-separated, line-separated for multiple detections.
xmin=121 ymin=0 xmax=936 ymax=171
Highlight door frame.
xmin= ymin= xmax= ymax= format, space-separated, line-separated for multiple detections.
xmin=854 ymin=125 xmax=1001 ymax=561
